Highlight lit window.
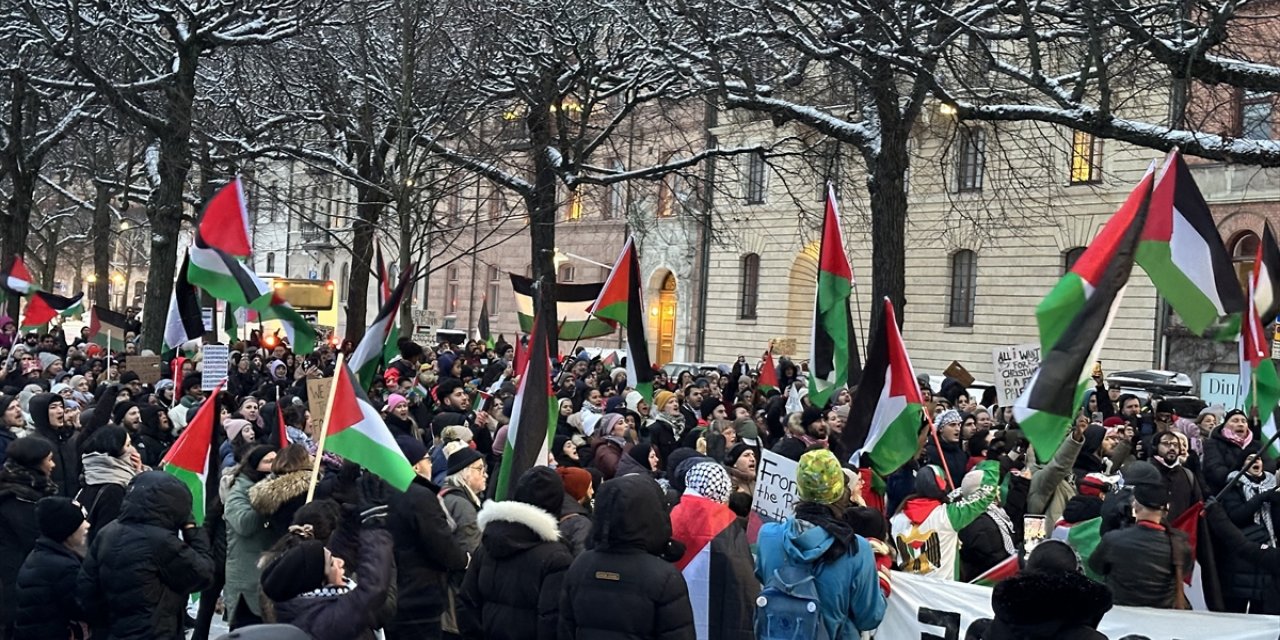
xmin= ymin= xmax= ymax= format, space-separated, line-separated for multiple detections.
xmin=740 ymin=254 xmax=760 ymax=319
xmin=1070 ymin=131 xmax=1103 ymax=184
xmin=565 ymin=191 xmax=584 ymax=221
xmin=955 ymin=127 xmax=985 ymax=193
xmin=445 ymin=265 xmax=459 ymax=314
xmin=948 ymin=250 xmax=977 ymax=327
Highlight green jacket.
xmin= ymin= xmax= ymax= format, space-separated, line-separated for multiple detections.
xmin=223 ymin=473 xmax=275 ymax=619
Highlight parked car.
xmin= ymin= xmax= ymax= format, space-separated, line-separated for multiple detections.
xmin=1104 ymin=369 xmax=1194 ymax=396
xmin=661 ymin=362 xmax=724 ymax=379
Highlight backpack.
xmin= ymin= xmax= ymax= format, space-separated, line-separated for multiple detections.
xmin=754 ymin=560 xmax=831 ymax=640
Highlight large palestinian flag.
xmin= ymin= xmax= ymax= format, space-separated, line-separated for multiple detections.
xmin=494 ymin=311 xmax=557 ymax=501
xmin=88 ymin=305 xmax=130 ymax=351
xmin=1015 ymin=164 xmax=1155 ymax=462
xmin=1172 ymin=502 xmax=1225 ymax=611
xmin=322 ymin=359 xmax=416 ymax=491
xmin=196 ymin=177 xmax=252 ymax=257
xmin=510 ymin=274 xmax=614 ymax=340
xmin=1243 ymin=241 xmax=1280 ymax=458
xmin=20 ymin=292 xmax=84 ymax=328
xmin=1253 ymin=224 xmax=1280 ymax=325
xmin=588 ymin=237 xmax=655 ymax=403
xmin=0 ymin=256 xmax=37 ymax=298
xmin=758 ymin=349 xmax=779 ymax=393
xmin=1051 ymin=516 xmax=1104 ymax=582
xmin=808 ymin=185 xmax=861 ymax=408
xmin=161 ymin=382 xmax=223 ymax=525
xmin=843 ymin=297 xmax=924 ymax=474
xmin=669 ymin=494 xmax=756 ymax=639
xmin=349 ymin=265 xmax=413 ymax=389
xmin=1137 ymin=151 xmax=1244 ymax=339
xmin=165 ymin=249 xmax=205 ymax=351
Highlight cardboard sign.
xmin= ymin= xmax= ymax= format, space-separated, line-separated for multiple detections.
xmin=200 ymin=345 xmax=229 ymax=391
xmin=990 ymin=343 xmax=1041 ymax=406
xmin=751 ymin=448 xmax=800 ymax=525
xmin=771 ymin=338 xmax=797 ymax=356
xmin=943 ymin=360 xmax=975 ymax=387
xmin=307 ymin=377 xmax=333 ymax=422
xmin=124 ymin=355 xmax=164 ymax=385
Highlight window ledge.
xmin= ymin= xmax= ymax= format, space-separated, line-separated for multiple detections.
xmin=942 ymin=325 xmax=974 ymax=334
xmin=737 ymin=317 xmax=758 ymax=325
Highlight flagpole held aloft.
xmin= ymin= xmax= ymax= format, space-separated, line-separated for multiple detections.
xmin=306 ymin=352 xmax=345 ymax=503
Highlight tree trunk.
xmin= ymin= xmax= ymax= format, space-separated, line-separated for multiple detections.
xmin=864 ymin=126 xmax=909 ymax=333
xmin=1 ymin=169 xmax=35 ymax=320
xmin=345 ymin=182 xmax=386 ymax=345
xmin=139 ymin=47 xmax=198 ymax=352
xmin=41 ymin=219 xmax=61 ymax=289
xmin=526 ymin=93 xmax=559 ymax=356
xmin=91 ymin=182 xmax=113 ymax=309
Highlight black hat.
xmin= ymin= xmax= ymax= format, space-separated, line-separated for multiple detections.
xmin=446 ymin=447 xmax=484 ymax=476
xmin=6 ymin=437 xmax=53 ymax=469
xmin=120 ymin=371 xmax=140 ymax=385
xmin=513 ymin=466 xmax=564 ymax=518
xmin=726 ymin=442 xmax=751 ymax=467
xmin=35 ymin=497 xmax=85 ymax=541
xmin=260 ymin=540 xmax=328 ymax=601
xmin=396 ymin=435 xmax=429 ymax=464
xmin=1132 ymin=483 xmax=1171 ymax=510
xmin=112 ymin=401 xmax=137 ymax=425
xmin=801 ymin=406 xmax=825 ymax=428
xmin=211 ymin=623 xmax=314 ymax=640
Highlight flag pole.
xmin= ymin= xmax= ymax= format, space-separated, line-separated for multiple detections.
xmin=306 ymin=352 xmax=345 ymax=503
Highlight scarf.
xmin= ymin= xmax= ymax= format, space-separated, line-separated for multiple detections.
xmin=0 ymin=463 xmax=57 ymax=498
xmin=81 ymin=452 xmax=139 ymax=487
xmin=1222 ymin=425 xmax=1254 ymax=449
xmin=986 ymin=503 xmax=1016 ymax=556
xmin=299 ymin=577 xmax=357 ymax=599
xmin=794 ymin=501 xmax=857 ymax=563
xmin=1233 ymin=470 xmax=1277 ymax=544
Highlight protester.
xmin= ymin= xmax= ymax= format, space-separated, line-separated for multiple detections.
xmin=0 ymin=437 xmax=58 ymax=635
xmin=982 ymin=540 xmax=1113 ymax=640
xmin=13 ymin=497 xmax=91 ymax=640
xmin=1089 ymin=482 xmax=1192 ymax=608
xmin=29 ymin=392 xmax=79 ymax=498
xmin=1218 ymin=453 xmax=1280 ymax=613
xmin=224 ymin=445 xmax=279 ymax=628
xmin=555 ymin=466 xmax=594 ymax=557
xmin=891 ymin=459 xmax=1000 ymax=580
xmin=75 ymin=425 xmax=142 ymax=543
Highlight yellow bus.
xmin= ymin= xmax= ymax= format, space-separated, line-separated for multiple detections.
xmin=240 ymin=275 xmax=341 ymax=349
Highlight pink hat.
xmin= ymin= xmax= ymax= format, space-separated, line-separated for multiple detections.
xmin=384 ymin=393 xmax=408 ymax=411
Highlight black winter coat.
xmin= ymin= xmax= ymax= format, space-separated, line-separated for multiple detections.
xmin=559 ymin=495 xmax=592 ymax=558
xmin=0 ymin=465 xmax=56 ymax=631
xmin=274 ymin=528 xmax=395 ymax=640
xmin=983 ymin=569 xmax=1112 ymax=640
xmin=460 ymin=499 xmax=573 ymax=640
xmin=558 ymin=474 xmax=694 ymax=640
xmin=75 ymin=482 xmax=126 ymax=546
xmin=14 ymin=537 xmax=87 ymax=640
xmin=388 ymin=476 xmax=468 ymax=622
xmin=1218 ymin=476 xmax=1280 ymax=609
xmin=924 ymin=438 xmax=968 ymax=491
xmin=1202 ymin=426 xmax=1262 ymax=495
xmin=1087 ymin=522 xmax=1191 ymax=609
xmin=76 ymin=471 xmax=215 ymax=640
xmin=1207 ymin=502 xmax=1280 ymax=615
xmin=958 ymin=512 xmax=1013 ymax=582
xmin=30 ymin=393 xmax=81 ymax=498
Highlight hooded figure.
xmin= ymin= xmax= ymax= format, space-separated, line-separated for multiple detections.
xmin=558 ymin=474 xmax=695 ymax=639
xmin=460 ymin=467 xmax=573 ymax=640
xmin=890 ymin=460 xmax=1001 ymax=580
xmin=984 ymin=540 xmax=1113 ymax=640
xmin=0 ymin=437 xmax=57 ymax=634
xmin=77 ymin=471 xmax=215 ymax=639
xmin=29 ymin=392 xmax=79 ymax=498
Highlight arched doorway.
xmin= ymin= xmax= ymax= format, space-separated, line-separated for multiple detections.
xmin=786 ymin=243 xmax=820 ymax=345
xmin=657 ymin=272 xmax=677 ymax=364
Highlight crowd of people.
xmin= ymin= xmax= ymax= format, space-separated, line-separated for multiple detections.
xmin=0 ymin=314 xmax=1278 ymax=639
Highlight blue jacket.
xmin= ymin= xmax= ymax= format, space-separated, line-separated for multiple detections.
xmin=755 ymin=517 xmax=886 ymax=639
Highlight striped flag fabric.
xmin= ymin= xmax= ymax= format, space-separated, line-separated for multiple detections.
xmin=1137 ymin=151 xmax=1245 ymax=339
xmin=588 ymin=237 xmax=655 ymax=403
xmin=0 ymin=256 xmax=37 ymax=297
xmin=1171 ymin=502 xmax=1225 ymax=611
xmin=808 ymin=184 xmax=861 ymax=408
xmin=510 ymin=274 xmax=614 ymax=340
xmin=968 ymin=555 xmax=1019 ymax=587
xmin=844 ymin=297 xmax=924 ymax=474
xmin=161 ymin=382 xmax=223 ymax=525
xmin=196 ymin=177 xmax=252 ymax=257
xmin=494 ymin=311 xmax=556 ymax=501
xmin=1243 ymin=238 xmax=1280 ymax=457
xmin=669 ymin=493 xmax=756 ymax=638
xmin=1253 ymin=224 xmax=1280 ymax=325
xmin=165 ymin=249 xmax=205 ymax=351
xmin=758 ymin=349 xmax=779 ymax=393
xmin=20 ymin=292 xmax=84 ymax=328
xmin=1051 ymin=516 xmax=1104 ymax=582
xmin=478 ymin=297 xmax=495 ymax=350
xmin=89 ymin=305 xmax=130 ymax=351
xmin=1015 ymin=163 xmax=1155 ymax=463
xmin=188 ymin=241 xmax=316 ymax=354
xmin=349 ymin=264 xmax=412 ymax=389
xmin=322 ymin=360 xmax=416 ymax=491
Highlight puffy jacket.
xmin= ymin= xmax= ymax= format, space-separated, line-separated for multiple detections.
xmin=1027 ymin=433 xmax=1083 ymax=525
xmin=0 ymin=465 xmax=55 ymax=631
xmin=389 ymin=475 xmax=468 ymax=622
xmin=1219 ymin=473 xmax=1280 ymax=609
xmin=1203 ymin=425 xmax=1262 ymax=495
xmin=558 ymin=495 xmax=592 ymax=558
xmin=591 ymin=438 xmax=625 ymax=480
xmin=30 ymin=393 xmax=80 ymax=498
xmin=14 ymin=536 xmax=87 ymax=640
xmin=985 ymin=569 xmax=1112 ymax=640
xmin=224 ymin=473 xmax=275 ymax=619
xmin=460 ymin=499 xmax=573 ymax=640
xmin=923 ymin=438 xmax=968 ymax=490
xmin=756 ymin=515 xmax=886 ymax=638
xmin=248 ymin=469 xmax=311 ymax=542
xmin=1087 ymin=522 xmax=1191 ymax=609
xmin=273 ymin=527 xmax=395 ymax=640
xmin=77 ymin=471 xmax=215 ymax=640
xmin=441 ymin=485 xmax=482 ymax=554
xmin=558 ymin=474 xmax=695 ymax=640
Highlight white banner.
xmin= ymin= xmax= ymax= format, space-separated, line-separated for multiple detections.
xmin=990 ymin=343 xmax=1040 ymax=407
xmin=881 ymin=571 xmax=1280 ymax=640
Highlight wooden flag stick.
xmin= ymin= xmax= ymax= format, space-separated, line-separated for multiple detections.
xmin=305 ymin=352 xmax=345 ymax=503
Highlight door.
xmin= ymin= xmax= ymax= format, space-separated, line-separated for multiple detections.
xmin=657 ymin=272 xmax=677 ymax=364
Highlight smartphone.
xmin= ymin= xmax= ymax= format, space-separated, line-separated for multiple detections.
xmin=1023 ymin=515 xmax=1046 ymax=542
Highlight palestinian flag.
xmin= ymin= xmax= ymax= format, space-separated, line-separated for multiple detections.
xmin=478 ymin=296 xmax=495 ymax=350
xmin=808 ymin=185 xmax=861 ymax=408
xmin=669 ymin=494 xmax=757 ymax=639
xmin=196 ymin=177 xmax=252 ymax=257
xmin=1051 ymin=517 xmax=1104 ymax=582
xmin=1240 ymin=251 xmax=1270 ymax=414
xmin=758 ymin=349 xmax=778 ymax=393
xmin=494 ymin=311 xmax=556 ymax=501
xmin=1137 ymin=151 xmax=1245 ymax=339
xmin=1172 ymin=502 xmax=1225 ymax=611
xmin=161 ymin=382 xmax=224 ymax=525
xmin=20 ymin=292 xmax=84 ymax=328
xmin=0 ymin=256 xmax=37 ymax=297
xmin=256 ymin=298 xmax=318 ymax=355
xmin=843 ymin=297 xmax=924 ymax=474
xmin=588 ymin=237 xmax=655 ymax=403
xmin=1015 ymin=164 xmax=1155 ymax=463
xmin=349 ymin=264 xmax=413 ymax=389
xmin=969 ymin=555 xmax=1019 ymax=587
xmin=511 ymin=274 xmax=614 ymax=340
xmin=1254 ymin=224 xmax=1280 ymax=324
xmin=375 ymin=246 xmax=391 ymax=308
xmin=165 ymin=250 xmax=205 ymax=351
xmin=513 ymin=334 xmax=528 ymax=381
xmin=188 ymin=241 xmax=271 ymax=308
xmin=321 ymin=360 xmax=416 ymax=491
xmin=89 ymin=305 xmax=130 ymax=351
xmin=276 ymin=402 xmax=289 ymax=449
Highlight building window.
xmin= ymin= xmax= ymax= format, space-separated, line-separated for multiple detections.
xmin=445 ymin=265 xmax=459 ymax=314
xmin=1239 ymin=91 xmax=1273 ymax=140
xmin=1231 ymin=231 xmax=1261 ymax=293
xmin=488 ymin=191 xmax=502 ymax=222
xmin=558 ymin=263 xmax=575 ymax=283
xmin=449 ymin=189 xmax=463 ymax=227
xmin=133 ymin=281 xmax=146 ymax=301
xmin=605 ymin=161 xmax=625 ymax=219
xmin=321 ymin=263 xmax=331 ymax=281
xmin=948 ymin=250 xmax=977 ymax=327
xmin=487 ymin=267 xmax=501 ymax=315
xmin=955 ymin=127 xmax=985 ymax=193
xmin=656 ymin=177 xmax=681 ymax=218
xmin=565 ymin=191 xmax=584 ymax=221
xmin=1069 ymin=131 xmax=1103 ymax=184
xmin=267 ymin=181 xmax=279 ymax=222
xmin=740 ymin=253 xmax=760 ymax=319
xmin=1062 ymin=247 xmax=1087 ymax=274
xmin=265 ymin=252 xmax=276 ymax=273
xmin=746 ymin=151 xmax=767 ymax=204
xmin=340 ymin=264 xmax=350 ymax=303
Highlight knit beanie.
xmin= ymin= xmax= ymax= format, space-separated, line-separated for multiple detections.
xmin=557 ymin=467 xmax=592 ymax=502
xmin=383 ymin=393 xmax=408 ymax=412
xmin=395 ymin=435 xmax=429 ymax=464
xmin=6 ymin=436 xmax=53 ymax=469
xmin=35 ymin=497 xmax=85 ymax=541
xmin=725 ymin=442 xmax=751 ymax=467
xmin=38 ymin=352 xmax=59 ymax=372
xmin=733 ymin=416 xmax=760 ymax=444
xmin=914 ymin=464 xmax=950 ymax=501
xmin=796 ymin=449 xmax=844 ymax=505
xmin=684 ymin=461 xmax=732 ymax=505
xmin=260 ymin=540 xmax=328 ymax=601
xmin=224 ymin=418 xmax=252 ymax=442
xmin=446 ymin=447 xmax=484 ymax=476
xmin=959 ymin=468 xmax=985 ymax=498
xmin=800 ymin=406 xmax=825 ymax=430
xmin=112 ymin=401 xmax=136 ymax=425
xmin=513 ymin=466 xmax=564 ymax=518
xmin=624 ymin=390 xmax=645 ymax=413
xmin=653 ymin=390 xmax=676 ymax=413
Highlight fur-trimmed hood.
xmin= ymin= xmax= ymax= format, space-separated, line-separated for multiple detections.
xmin=477 ymin=499 xmax=561 ymax=559
xmin=988 ymin=570 xmax=1112 ymax=639
xmin=249 ymin=469 xmax=311 ymax=516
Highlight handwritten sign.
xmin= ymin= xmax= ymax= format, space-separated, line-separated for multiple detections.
xmin=752 ymin=448 xmax=800 ymax=524
xmin=943 ymin=360 xmax=975 ymax=388
xmin=990 ymin=344 xmax=1041 ymax=406
xmin=307 ymin=377 xmax=333 ymax=423
xmin=201 ymin=345 xmax=229 ymax=391
xmin=124 ymin=355 xmax=163 ymax=385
